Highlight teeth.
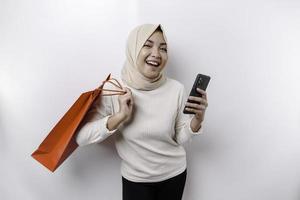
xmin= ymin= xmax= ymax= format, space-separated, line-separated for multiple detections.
xmin=146 ymin=61 xmax=160 ymax=66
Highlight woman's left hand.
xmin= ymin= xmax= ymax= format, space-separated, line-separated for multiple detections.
xmin=184 ymin=88 xmax=208 ymax=123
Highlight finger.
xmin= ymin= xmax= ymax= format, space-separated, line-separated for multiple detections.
xmin=196 ymin=88 xmax=206 ymax=95
xmin=127 ymin=87 xmax=132 ymax=94
xmin=185 ymin=102 xmax=206 ymax=110
xmin=123 ymin=94 xmax=131 ymax=102
xmin=188 ymin=96 xmax=207 ymax=105
xmin=201 ymin=99 xmax=208 ymax=107
xmin=196 ymin=88 xmax=207 ymax=99
xmin=124 ymin=87 xmax=129 ymax=93
xmin=124 ymin=88 xmax=132 ymax=97
xmin=184 ymin=107 xmax=204 ymax=114
xmin=127 ymin=88 xmax=133 ymax=98
xmin=121 ymin=88 xmax=128 ymax=96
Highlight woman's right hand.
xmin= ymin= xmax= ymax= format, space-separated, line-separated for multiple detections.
xmin=118 ymin=87 xmax=134 ymax=123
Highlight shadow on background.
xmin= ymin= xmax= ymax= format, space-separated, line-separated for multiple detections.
xmin=68 ymin=132 xmax=121 ymax=179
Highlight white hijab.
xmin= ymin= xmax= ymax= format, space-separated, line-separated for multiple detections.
xmin=121 ymin=24 xmax=168 ymax=91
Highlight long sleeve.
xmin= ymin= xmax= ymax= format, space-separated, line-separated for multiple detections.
xmin=75 ymin=94 xmax=119 ymax=147
xmin=174 ymin=84 xmax=204 ymax=145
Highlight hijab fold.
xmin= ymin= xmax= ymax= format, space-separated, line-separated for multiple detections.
xmin=121 ymin=24 xmax=168 ymax=91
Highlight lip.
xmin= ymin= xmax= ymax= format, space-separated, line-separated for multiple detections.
xmin=146 ymin=63 xmax=160 ymax=68
xmin=145 ymin=60 xmax=161 ymax=67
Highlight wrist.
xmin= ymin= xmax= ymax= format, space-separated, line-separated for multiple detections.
xmin=191 ymin=116 xmax=203 ymax=132
xmin=116 ymin=112 xmax=127 ymax=121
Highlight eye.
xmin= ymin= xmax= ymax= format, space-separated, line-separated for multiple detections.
xmin=160 ymin=47 xmax=167 ymax=52
xmin=143 ymin=44 xmax=152 ymax=48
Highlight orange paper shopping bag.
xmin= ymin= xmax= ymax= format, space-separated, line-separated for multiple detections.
xmin=31 ymin=73 xmax=125 ymax=172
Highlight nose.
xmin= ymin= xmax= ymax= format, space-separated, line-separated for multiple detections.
xmin=150 ymin=47 xmax=161 ymax=59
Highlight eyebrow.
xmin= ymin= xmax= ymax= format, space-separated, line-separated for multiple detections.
xmin=146 ymin=39 xmax=167 ymax=46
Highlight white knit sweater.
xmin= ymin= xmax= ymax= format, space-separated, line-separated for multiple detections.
xmin=75 ymin=77 xmax=204 ymax=182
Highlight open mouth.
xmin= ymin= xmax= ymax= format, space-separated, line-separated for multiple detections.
xmin=145 ymin=60 xmax=160 ymax=67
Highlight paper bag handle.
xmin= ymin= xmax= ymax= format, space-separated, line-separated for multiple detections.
xmin=98 ymin=73 xmax=127 ymax=96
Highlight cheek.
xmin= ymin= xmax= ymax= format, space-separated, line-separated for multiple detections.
xmin=137 ymin=50 xmax=148 ymax=64
xmin=161 ymin=54 xmax=168 ymax=64
xmin=139 ymin=50 xmax=149 ymax=60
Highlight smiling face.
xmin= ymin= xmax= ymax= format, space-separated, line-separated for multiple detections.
xmin=136 ymin=30 xmax=168 ymax=79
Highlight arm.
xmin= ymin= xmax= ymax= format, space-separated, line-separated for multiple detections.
xmin=174 ymin=85 xmax=204 ymax=145
xmin=75 ymin=95 xmax=122 ymax=147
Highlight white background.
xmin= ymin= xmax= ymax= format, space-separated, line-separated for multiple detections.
xmin=1 ymin=0 xmax=300 ymax=200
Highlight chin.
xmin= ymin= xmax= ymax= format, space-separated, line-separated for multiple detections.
xmin=139 ymin=65 xmax=163 ymax=79
xmin=145 ymin=72 xmax=160 ymax=79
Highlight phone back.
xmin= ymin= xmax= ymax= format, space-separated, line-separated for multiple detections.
xmin=183 ymin=73 xmax=210 ymax=114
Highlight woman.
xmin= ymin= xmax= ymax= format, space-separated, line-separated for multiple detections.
xmin=76 ymin=24 xmax=208 ymax=200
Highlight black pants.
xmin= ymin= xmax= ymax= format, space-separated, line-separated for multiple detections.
xmin=122 ymin=169 xmax=187 ymax=200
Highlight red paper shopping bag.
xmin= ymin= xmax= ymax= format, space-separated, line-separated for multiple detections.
xmin=31 ymin=73 xmax=125 ymax=172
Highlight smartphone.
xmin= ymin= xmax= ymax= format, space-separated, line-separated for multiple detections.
xmin=183 ymin=73 xmax=211 ymax=114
